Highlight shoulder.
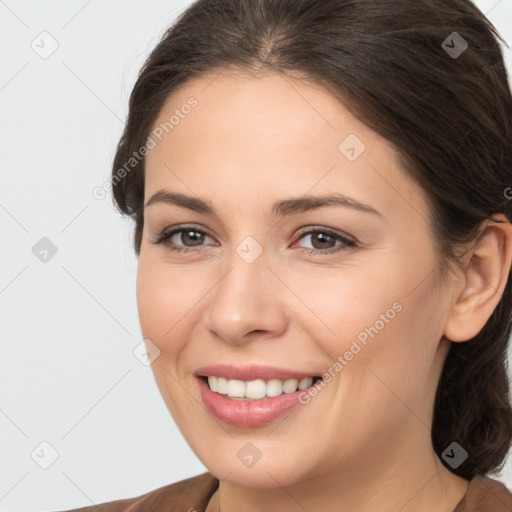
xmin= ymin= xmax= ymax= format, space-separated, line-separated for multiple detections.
xmin=453 ymin=475 xmax=512 ymax=511
xmin=53 ymin=472 xmax=219 ymax=512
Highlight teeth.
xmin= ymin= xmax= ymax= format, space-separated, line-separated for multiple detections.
xmin=208 ymin=376 xmax=218 ymax=392
xmin=217 ymin=377 xmax=228 ymax=394
xmin=246 ymin=379 xmax=266 ymax=399
xmin=205 ymin=376 xmax=315 ymax=399
xmin=227 ymin=379 xmax=245 ymax=398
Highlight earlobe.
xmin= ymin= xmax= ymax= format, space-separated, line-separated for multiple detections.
xmin=443 ymin=214 xmax=512 ymax=343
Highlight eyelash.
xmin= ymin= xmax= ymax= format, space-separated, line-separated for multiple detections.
xmin=149 ymin=225 xmax=356 ymax=256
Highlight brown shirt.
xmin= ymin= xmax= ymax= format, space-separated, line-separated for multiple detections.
xmin=55 ymin=472 xmax=512 ymax=511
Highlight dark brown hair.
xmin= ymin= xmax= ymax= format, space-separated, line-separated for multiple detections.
xmin=111 ymin=0 xmax=512 ymax=480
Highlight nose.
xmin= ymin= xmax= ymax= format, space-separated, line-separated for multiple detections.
xmin=206 ymin=247 xmax=288 ymax=346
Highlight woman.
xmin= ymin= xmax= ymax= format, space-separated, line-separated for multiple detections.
xmin=58 ymin=0 xmax=512 ymax=510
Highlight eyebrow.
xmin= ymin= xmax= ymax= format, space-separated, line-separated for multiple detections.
xmin=144 ymin=190 xmax=383 ymax=218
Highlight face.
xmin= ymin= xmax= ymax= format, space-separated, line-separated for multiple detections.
xmin=137 ymin=70 xmax=454 ymax=488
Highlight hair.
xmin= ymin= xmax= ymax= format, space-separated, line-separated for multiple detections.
xmin=111 ymin=0 xmax=512 ymax=480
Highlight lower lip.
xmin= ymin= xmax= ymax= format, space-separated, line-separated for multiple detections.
xmin=196 ymin=377 xmax=308 ymax=428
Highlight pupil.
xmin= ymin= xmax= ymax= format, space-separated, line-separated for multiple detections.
xmin=183 ymin=230 xmax=204 ymax=246
xmin=313 ymin=233 xmax=333 ymax=249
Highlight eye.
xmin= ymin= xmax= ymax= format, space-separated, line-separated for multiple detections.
xmin=294 ymin=227 xmax=356 ymax=255
xmin=150 ymin=225 xmax=216 ymax=252
xmin=150 ymin=225 xmax=356 ymax=256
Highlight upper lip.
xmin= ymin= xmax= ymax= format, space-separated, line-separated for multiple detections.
xmin=195 ymin=364 xmax=320 ymax=381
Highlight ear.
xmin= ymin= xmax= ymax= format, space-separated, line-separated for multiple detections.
xmin=444 ymin=214 xmax=512 ymax=343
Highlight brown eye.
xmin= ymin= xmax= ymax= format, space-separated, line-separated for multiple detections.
xmin=303 ymin=232 xmax=337 ymax=250
xmin=295 ymin=228 xmax=355 ymax=255
xmin=174 ymin=229 xmax=206 ymax=247
xmin=150 ymin=226 xmax=216 ymax=252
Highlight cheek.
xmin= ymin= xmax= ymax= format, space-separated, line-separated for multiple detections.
xmin=135 ymin=255 xmax=223 ymax=367
xmin=136 ymin=258 xmax=195 ymax=350
xmin=135 ymin=258 xmax=204 ymax=420
xmin=279 ymin=263 xmax=401 ymax=351
xmin=290 ymin=260 xmax=440 ymax=391
xmin=335 ymin=280 xmax=444 ymax=418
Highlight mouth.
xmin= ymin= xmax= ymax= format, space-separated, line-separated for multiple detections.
xmin=199 ymin=375 xmax=323 ymax=400
xmin=194 ymin=365 xmax=324 ymax=428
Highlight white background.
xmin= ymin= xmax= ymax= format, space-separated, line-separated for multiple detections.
xmin=1 ymin=1 xmax=511 ymax=510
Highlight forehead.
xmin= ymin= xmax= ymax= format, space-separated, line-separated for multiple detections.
xmin=148 ymin=69 xmax=380 ymax=158
xmin=144 ymin=70 xmax=429 ymax=223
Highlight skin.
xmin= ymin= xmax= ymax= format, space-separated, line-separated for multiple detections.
xmin=136 ymin=69 xmax=512 ymax=512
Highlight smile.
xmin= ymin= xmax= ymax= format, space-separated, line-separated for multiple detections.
xmin=205 ymin=376 xmax=322 ymax=400
xmin=195 ymin=365 xmax=324 ymax=427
